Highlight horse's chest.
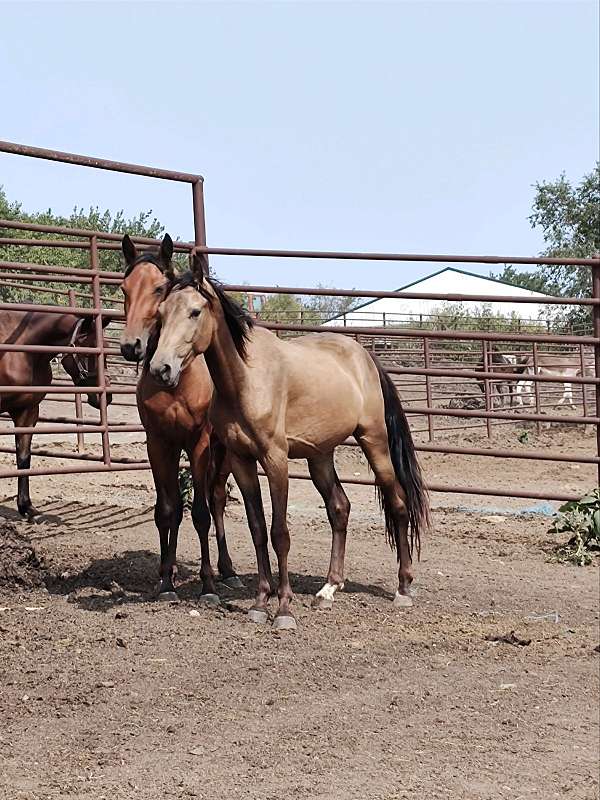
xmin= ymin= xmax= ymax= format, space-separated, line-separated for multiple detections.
xmin=139 ymin=393 xmax=205 ymax=435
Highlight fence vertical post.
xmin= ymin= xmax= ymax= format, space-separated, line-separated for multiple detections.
xmin=423 ymin=337 xmax=434 ymax=441
xmin=579 ymin=342 xmax=588 ymax=419
xmin=482 ymin=340 xmax=492 ymax=438
xmin=89 ymin=235 xmax=110 ymax=465
xmin=192 ymin=180 xmax=207 ymax=248
xmin=68 ymin=288 xmax=85 ymax=453
xmin=592 ymin=261 xmax=600 ymax=487
xmin=532 ymin=342 xmax=541 ymax=434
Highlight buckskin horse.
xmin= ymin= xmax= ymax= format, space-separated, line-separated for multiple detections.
xmin=119 ymin=234 xmax=240 ymax=601
xmin=0 ymin=309 xmax=112 ymax=519
xmin=148 ymin=249 xmax=430 ymax=630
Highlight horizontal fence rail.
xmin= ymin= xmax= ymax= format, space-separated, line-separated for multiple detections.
xmin=1 ymin=141 xmax=599 ymax=505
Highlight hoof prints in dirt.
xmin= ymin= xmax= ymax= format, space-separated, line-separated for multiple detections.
xmin=0 ymin=521 xmax=46 ymax=588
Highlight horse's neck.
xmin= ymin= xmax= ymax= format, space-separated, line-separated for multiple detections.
xmin=25 ymin=312 xmax=75 ymax=346
xmin=204 ymin=314 xmax=250 ymax=404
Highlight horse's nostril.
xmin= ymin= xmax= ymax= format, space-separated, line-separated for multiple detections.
xmin=121 ymin=339 xmax=144 ymax=363
xmin=160 ymin=364 xmax=171 ymax=378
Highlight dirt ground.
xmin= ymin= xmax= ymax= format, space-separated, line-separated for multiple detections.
xmin=0 ymin=438 xmax=599 ymax=800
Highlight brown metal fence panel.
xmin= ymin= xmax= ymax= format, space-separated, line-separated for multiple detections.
xmin=1 ymin=139 xmax=599 ymax=502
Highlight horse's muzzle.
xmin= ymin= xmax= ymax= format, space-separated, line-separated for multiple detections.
xmin=149 ymin=359 xmax=180 ymax=388
xmin=120 ymin=338 xmax=144 ymax=362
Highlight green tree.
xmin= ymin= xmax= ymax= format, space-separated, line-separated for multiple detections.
xmin=0 ymin=185 xmax=165 ymax=304
xmin=494 ymin=165 xmax=599 ymax=332
xmin=258 ymin=292 xmax=303 ymax=322
xmin=300 ymin=285 xmax=364 ymax=324
xmin=492 ymin=264 xmax=558 ymax=295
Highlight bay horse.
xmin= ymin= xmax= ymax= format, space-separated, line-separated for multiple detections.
xmin=0 ymin=309 xmax=112 ymax=519
xmin=119 ymin=234 xmax=240 ymax=601
xmin=148 ymin=251 xmax=430 ymax=630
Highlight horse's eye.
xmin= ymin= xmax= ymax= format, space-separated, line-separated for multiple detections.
xmin=190 ymin=309 xmax=201 ymax=319
xmin=154 ymin=285 xmax=166 ymax=295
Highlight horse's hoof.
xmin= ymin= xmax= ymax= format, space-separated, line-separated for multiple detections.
xmin=19 ymin=506 xmax=40 ymax=523
xmin=312 ymin=595 xmax=333 ymax=611
xmin=158 ymin=591 xmax=179 ymax=603
xmin=393 ymin=590 xmax=413 ymax=609
xmin=272 ymin=615 xmax=297 ymax=631
xmin=247 ymin=607 xmax=269 ymax=624
xmin=220 ymin=575 xmax=244 ymax=589
xmin=198 ymin=593 xmax=220 ymax=606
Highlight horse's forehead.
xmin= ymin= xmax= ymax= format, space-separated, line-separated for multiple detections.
xmin=123 ymin=261 xmax=164 ymax=291
xmin=168 ymin=287 xmax=201 ymax=313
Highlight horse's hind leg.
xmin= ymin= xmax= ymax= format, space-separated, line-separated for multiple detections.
xmin=208 ymin=435 xmax=243 ymax=588
xmin=355 ymin=427 xmax=414 ymax=608
xmin=11 ymin=406 xmax=40 ymax=520
xmin=147 ymin=433 xmax=183 ymax=599
xmin=557 ymin=382 xmax=574 ymax=408
xmin=188 ymin=432 xmax=220 ymax=602
xmin=307 ymin=453 xmax=350 ymax=610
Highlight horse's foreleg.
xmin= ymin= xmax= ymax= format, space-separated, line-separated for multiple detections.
xmin=208 ymin=435 xmax=242 ymax=587
xmin=230 ymin=454 xmax=274 ymax=623
xmin=262 ymin=450 xmax=295 ymax=629
xmin=11 ymin=405 xmax=40 ymax=520
xmin=308 ymin=453 xmax=350 ymax=611
xmin=188 ymin=433 xmax=219 ymax=601
xmin=147 ymin=433 xmax=182 ymax=599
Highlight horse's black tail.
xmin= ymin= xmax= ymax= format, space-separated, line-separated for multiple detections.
xmin=371 ymin=355 xmax=430 ymax=561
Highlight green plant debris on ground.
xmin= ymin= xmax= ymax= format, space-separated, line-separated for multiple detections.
xmin=178 ymin=462 xmax=193 ymax=510
xmin=550 ymin=489 xmax=600 ymax=566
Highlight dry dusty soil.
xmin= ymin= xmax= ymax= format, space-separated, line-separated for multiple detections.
xmin=0 ymin=435 xmax=599 ymax=800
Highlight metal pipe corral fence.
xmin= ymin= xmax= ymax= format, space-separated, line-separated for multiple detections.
xmin=1 ymin=139 xmax=599 ymax=503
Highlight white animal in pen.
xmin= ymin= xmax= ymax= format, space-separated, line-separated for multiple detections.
xmin=515 ymin=353 xmax=595 ymax=409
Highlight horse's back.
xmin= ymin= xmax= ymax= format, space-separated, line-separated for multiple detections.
xmin=270 ymin=331 xmax=384 ymax=455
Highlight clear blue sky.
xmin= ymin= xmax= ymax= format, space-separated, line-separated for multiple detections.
xmin=1 ymin=1 xmax=598 ymax=290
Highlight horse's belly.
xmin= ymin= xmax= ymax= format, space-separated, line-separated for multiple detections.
xmin=287 ymin=422 xmax=355 ymax=459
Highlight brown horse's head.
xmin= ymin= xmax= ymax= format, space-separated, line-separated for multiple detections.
xmin=61 ymin=316 xmax=113 ymax=409
xmin=119 ymin=233 xmax=174 ymax=362
xmin=149 ymin=251 xmax=253 ymax=387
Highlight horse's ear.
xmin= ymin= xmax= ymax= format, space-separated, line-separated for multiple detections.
xmin=76 ymin=316 xmax=111 ymax=336
xmin=122 ymin=234 xmax=137 ymax=265
xmin=190 ymin=249 xmax=209 ymax=283
xmin=159 ymin=233 xmax=174 ymax=268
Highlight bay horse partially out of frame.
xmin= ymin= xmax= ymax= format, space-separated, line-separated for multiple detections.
xmin=0 ymin=309 xmax=112 ymax=519
xmin=149 ymin=249 xmax=430 ymax=630
xmin=119 ymin=234 xmax=240 ymax=601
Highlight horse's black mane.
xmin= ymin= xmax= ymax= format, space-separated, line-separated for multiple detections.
xmin=124 ymin=251 xmax=166 ymax=277
xmin=172 ymin=271 xmax=254 ymax=360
